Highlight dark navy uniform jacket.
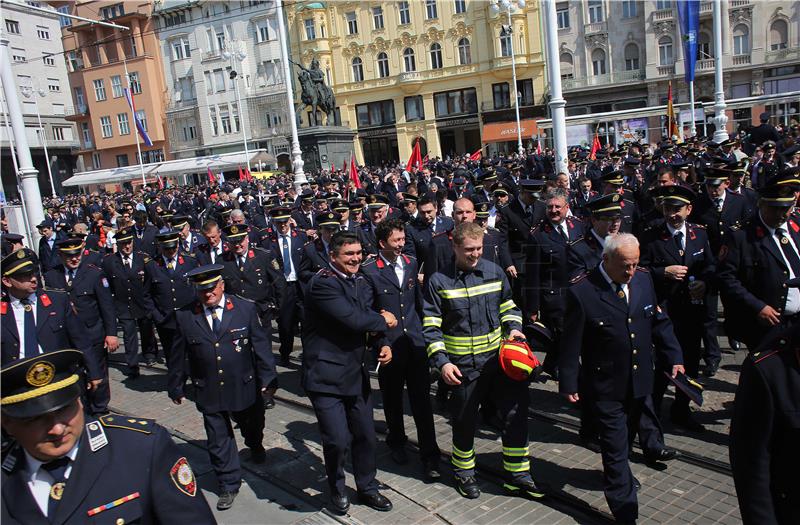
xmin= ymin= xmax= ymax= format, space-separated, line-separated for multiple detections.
xmin=43 ymin=263 xmax=117 ymax=342
xmin=132 ymin=224 xmax=159 ymax=258
xmin=144 ymin=254 xmax=198 ymax=327
xmin=37 ymin=233 xmax=65 ymax=274
xmin=291 ymin=209 xmax=315 ymax=232
xmin=265 ymin=229 xmax=307 ymax=278
xmin=718 ymin=215 xmax=800 ymax=345
xmin=498 ymin=198 xmax=546 ymax=271
xmin=178 ymin=232 xmax=208 ymax=257
xmin=101 ymin=251 xmax=154 ymax=320
xmin=361 ymin=254 xmax=425 ymax=350
xmin=298 ymin=238 xmax=331 ymax=284
xmin=689 ymin=190 xmax=751 ymax=255
xmin=219 ymin=247 xmax=285 ymax=317
xmin=301 ymin=268 xmax=388 ymax=396
xmin=0 ymin=290 xmax=96 ymax=378
xmin=730 ymin=325 xmax=800 ymax=525
xmin=559 ymin=267 xmax=683 ymax=401
xmin=566 ymin=229 xmax=604 ymax=280
xmin=1 ymin=416 xmax=215 ymax=525
xmin=169 ymin=294 xmax=276 ymax=414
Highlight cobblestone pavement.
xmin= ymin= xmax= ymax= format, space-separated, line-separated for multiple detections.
xmin=105 ymin=332 xmax=743 ymax=525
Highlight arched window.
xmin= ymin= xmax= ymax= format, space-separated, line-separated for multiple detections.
xmin=733 ymin=24 xmax=749 ymax=55
xmin=458 ymin=37 xmax=471 ymax=65
xmin=658 ymin=36 xmax=673 ymax=65
xmin=351 ymin=57 xmax=364 ymax=82
xmin=430 ymin=42 xmax=443 ymax=69
xmin=698 ymin=31 xmax=712 ymax=59
xmin=403 ymin=48 xmax=416 ymax=72
xmin=591 ymin=48 xmax=606 ymax=75
xmin=624 ymin=43 xmax=639 ymax=70
xmin=770 ymin=19 xmax=788 ymax=51
xmin=559 ymin=52 xmax=574 ymax=79
xmin=376 ymin=52 xmax=389 ymax=78
xmin=500 ymin=29 xmax=512 ymax=57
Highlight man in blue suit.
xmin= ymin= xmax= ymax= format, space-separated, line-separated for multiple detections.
xmin=169 ymin=264 xmax=276 ymax=511
xmin=361 ymin=219 xmax=440 ymax=478
xmin=559 ymin=233 xmax=684 ymax=524
xmin=302 ymin=231 xmax=396 ymax=515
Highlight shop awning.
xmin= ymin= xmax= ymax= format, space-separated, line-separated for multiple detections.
xmin=61 ymin=165 xmax=159 ymax=187
xmin=482 ymin=119 xmax=540 ymax=143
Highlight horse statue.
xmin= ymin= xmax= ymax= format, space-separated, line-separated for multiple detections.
xmin=293 ymin=58 xmax=336 ymax=127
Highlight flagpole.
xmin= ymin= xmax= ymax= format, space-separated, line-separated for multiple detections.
xmin=123 ymin=59 xmax=147 ymax=188
xmin=688 ymin=81 xmax=697 ymax=137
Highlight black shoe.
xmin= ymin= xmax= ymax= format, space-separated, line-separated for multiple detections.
xmin=329 ymin=494 xmax=350 ymax=515
xmin=263 ymin=391 xmax=276 ymax=410
xmin=579 ymin=435 xmax=602 ymax=453
xmin=504 ymin=478 xmax=546 ymax=499
xmin=455 ymin=476 xmax=480 ymax=499
xmin=250 ymin=447 xmax=266 ymax=464
xmin=645 ymin=448 xmax=678 ymax=463
xmin=671 ymin=414 xmax=705 ymax=433
xmin=702 ymin=362 xmax=719 ymax=377
xmin=633 ymin=476 xmax=641 ymax=491
xmin=729 ymin=338 xmax=741 ymax=351
xmin=279 ymin=355 xmax=291 ymax=367
xmin=390 ymin=447 xmax=409 ymax=465
xmin=423 ymin=459 xmax=441 ymax=481
xmin=217 ymin=491 xmax=238 ymax=510
xmin=357 ymin=491 xmax=392 ymax=512
xmin=143 ymin=357 xmax=156 ymax=366
xmin=124 ymin=369 xmax=140 ymax=378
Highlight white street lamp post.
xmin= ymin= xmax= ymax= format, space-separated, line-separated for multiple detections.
xmin=490 ymin=0 xmax=526 ymax=158
xmin=21 ymin=86 xmax=57 ymax=197
xmin=542 ymin=0 xmax=569 ymax=174
xmin=711 ymin=0 xmax=728 ymax=142
xmin=276 ymin=0 xmax=306 ymax=190
xmin=222 ymin=41 xmax=251 ymax=175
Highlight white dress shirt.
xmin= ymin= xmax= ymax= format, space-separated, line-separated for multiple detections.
xmin=10 ymin=293 xmax=43 ymax=358
xmin=666 ymin=223 xmax=687 ymax=251
xmin=24 ymin=443 xmax=80 ymax=517
xmin=204 ymin=293 xmax=226 ymax=330
xmin=381 ymin=254 xmax=404 ymax=286
xmin=279 ymin=234 xmax=297 ymax=282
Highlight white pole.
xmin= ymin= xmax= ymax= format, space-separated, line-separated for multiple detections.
xmin=688 ymin=81 xmax=697 ymax=137
xmin=233 ymin=72 xmax=251 ymax=174
xmin=23 ymin=88 xmax=57 ymax=197
xmin=542 ymin=0 xmax=569 ymax=175
xmin=711 ymin=0 xmax=728 ymax=142
xmin=1 ymin=38 xmax=45 ymax=241
xmin=276 ymin=0 xmax=306 ymax=190
xmin=506 ymin=6 xmax=524 ymax=158
xmin=123 ymin=60 xmax=147 ymax=188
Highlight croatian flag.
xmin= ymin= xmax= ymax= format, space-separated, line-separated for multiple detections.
xmin=124 ymin=88 xmax=153 ymax=147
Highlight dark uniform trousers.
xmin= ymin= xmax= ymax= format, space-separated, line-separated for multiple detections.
xmin=278 ymin=281 xmax=303 ymax=359
xmin=202 ymin=401 xmax=265 ymax=492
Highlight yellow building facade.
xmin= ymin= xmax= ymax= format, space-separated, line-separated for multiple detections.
xmin=287 ymin=1 xmax=547 ymax=166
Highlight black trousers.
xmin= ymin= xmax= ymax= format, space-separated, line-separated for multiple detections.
xmin=377 ymin=342 xmax=439 ymax=462
xmin=202 ymin=399 xmax=265 ymax=493
xmin=308 ymin=389 xmax=379 ymax=497
xmin=702 ymin=290 xmax=722 ymax=365
xmin=154 ymin=321 xmax=176 ymax=362
xmin=85 ymin=339 xmax=110 ymax=415
xmin=139 ymin=317 xmax=157 ymax=361
xmin=593 ymin=395 xmax=663 ymax=523
xmin=278 ymin=282 xmax=303 ymax=358
xmin=118 ymin=317 xmax=140 ymax=371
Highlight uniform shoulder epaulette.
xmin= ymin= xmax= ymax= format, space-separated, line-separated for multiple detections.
xmin=569 ymin=237 xmax=585 ymax=246
xmin=486 ymin=226 xmax=500 ymax=233
xmin=99 ymin=414 xmax=154 ymax=434
xmin=318 ymin=267 xmax=335 ymax=278
xmin=103 ymin=252 xmax=113 ymax=258
xmin=729 ymin=224 xmax=741 ymax=232
xmin=303 ymin=239 xmax=315 ymax=247
xmin=184 ymin=252 xmax=196 ymax=258
xmin=41 ymin=287 xmax=67 ymax=294
xmin=751 ymin=346 xmax=788 ymax=364
xmin=361 ymin=256 xmax=377 ymax=267
xmin=251 ymin=245 xmax=270 ymax=254
xmin=570 ymin=272 xmax=588 ymax=284
xmin=688 ymin=222 xmax=706 ymax=229
xmin=432 ymin=230 xmax=450 ymax=239
xmin=636 ymin=266 xmax=650 ymax=273
xmin=87 ymin=263 xmax=101 ymax=270
xmin=233 ymin=294 xmax=255 ymax=303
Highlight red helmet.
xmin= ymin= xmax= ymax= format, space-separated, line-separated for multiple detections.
xmin=499 ymin=339 xmax=542 ymax=382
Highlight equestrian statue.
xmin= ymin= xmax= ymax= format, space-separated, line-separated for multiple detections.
xmin=291 ymin=58 xmax=336 ymax=126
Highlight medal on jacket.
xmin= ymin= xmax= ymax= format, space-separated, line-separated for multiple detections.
xmin=617 ymin=290 xmax=626 ymax=299
xmin=24 ymin=304 xmax=32 ymax=312
xmin=781 ymin=236 xmax=789 ymax=245
xmin=50 ymin=482 xmax=65 ymax=500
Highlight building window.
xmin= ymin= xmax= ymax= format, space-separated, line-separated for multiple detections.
xmin=733 ymin=24 xmax=749 ymax=55
xmin=92 ymin=152 xmax=101 ymax=169
xmin=426 ymin=0 xmax=438 ymax=20
xmin=117 ymin=113 xmax=130 ymax=135
xmin=110 ymin=75 xmax=123 ymax=98
xmin=116 ymin=154 xmax=129 ymax=167
xmin=770 ymin=20 xmax=788 ymax=51
xmin=11 ymin=48 xmax=25 ymax=63
xmin=556 ymin=3 xmax=569 ymax=29
xmin=214 ymin=69 xmax=225 ymax=92
xmin=493 ymin=83 xmax=510 ymax=109
xmin=405 ymin=95 xmax=424 ymax=121
xmin=624 ymin=43 xmax=639 ymax=70
xmin=346 ymin=12 xmax=358 ymax=35
xmin=215 ymin=30 xmax=226 ymax=51
xmin=430 ymin=43 xmax=443 ymax=69
xmin=52 ymin=127 xmax=65 ymax=141
xmin=351 ymin=57 xmax=364 ymax=82
xmin=57 ymin=6 xmax=72 ymax=27
xmin=458 ymin=37 xmax=471 ymax=65
xmin=43 ymin=53 xmax=55 ymax=66
xmin=163 ymin=11 xmax=187 ymax=28
xmin=403 ymin=48 xmax=416 ymax=72
xmin=517 ymin=78 xmax=534 ymax=106
xmin=621 ymin=0 xmax=636 ymax=18
xmin=398 ymin=1 xmax=411 ymax=24
xmin=138 ymin=149 xmax=165 ymax=164
xmin=81 ymin=122 xmax=91 ymax=145
xmin=100 ymin=116 xmax=113 ymax=138
xmin=658 ymin=36 xmax=673 ymax=65
xmin=136 ymin=110 xmax=148 ymax=132
xmin=656 ymin=0 xmax=671 ymax=10
xmin=355 ymin=100 xmax=396 ymax=128
xmin=433 ymin=87 xmax=478 ymax=117
xmin=128 ymin=72 xmax=142 ymax=94
xmin=172 ymin=37 xmax=191 ymax=60
xmin=377 ymin=52 xmax=390 ymax=78
xmin=5 ymin=20 xmax=20 ymax=34
xmin=698 ymin=32 xmax=712 ymax=59
xmin=588 ymin=0 xmax=603 ymax=23
xmin=591 ymin=48 xmax=606 ymax=75
xmin=500 ymin=28 xmax=512 ymax=57
xmin=100 ymin=3 xmax=125 ymax=19
xmin=36 ymin=26 xmax=50 ymax=40
xmin=256 ymin=20 xmax=270 ymax=42
xmin=47 ymin=78 xmax=60 ymax=93
xmin=304 ymin=19 xmax=315 ymax=40
xmin=220 ymin=106 xmax=231 ymax=134
xmin=231 ymin=103 xmax=240 ymax=132
xmin=182 ymin=123 xmax=197 ymax=141
xmin=373 ymin=6 xmax=384 ymax=29
xmin=209 ymin=106 xmax=218 ymax=135
xmin=93 ymin=79 xmax=106 ymax=101
xmin=74 ymin=87 xmax=85 ymax=109
xmin=454 ymin=0 xmax=467 ymax=14
xmin=560 ymin=52 xmax=574 ymax=79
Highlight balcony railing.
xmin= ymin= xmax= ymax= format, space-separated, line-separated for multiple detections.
xmin=697 ymin=58 xmax=715 ymax=71
xmin=730 ymin=0 xmax=750 ymax=7
xmin=202 ymin=50 xmax=222 ymax=62
xmin=562 ymin=69 xmax=645 ymax=91
xmin=657 ymin=64 xmax=676 ymax=76
xmin=700 ymin=1 xmax=712 ymax=14
xmin=653 ymin=8 xmax=673 ymax=21
xmin=764 ymin=46 xmax=800 ymax=64
xmin=64 ymin=105 xmax=88 ymax=118
xmin=398 ymin=72 xmax=422 ymax=83
xmin=166 ymin=98 xmax=198 ymax=111
xmin=732 ymin=54 xmax=751 ymax=66
xmin=584 ymin=21 xmax=607 ymax=34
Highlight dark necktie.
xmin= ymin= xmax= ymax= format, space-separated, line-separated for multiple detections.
xmin=776 ymin=228 xmax=800 ymax=276
xmin=614 ymin=283 xmax=627 ymax=304
xmin=66 ymin=270 xmax=75 ymax=287
xmin=123 ymin=256 xmax=131 ymax=270
xmin=41 ymin=456 xmax=70 ymax=518
xmin=20 ymin=299 xmax=38 ymax=358
xmin=209 ymin=306 xmax=221 ymax=335
xmin=282 ymin=237 xmax=291 ymax=278
xmin=674 ymin=231 xmax=684 ymax=255
xmin=558 ymin=224 xmax=568 ymax=243
xmin=238 ymin=255 xmax=246 ymax=271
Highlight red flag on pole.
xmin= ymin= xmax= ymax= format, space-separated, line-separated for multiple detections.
xmin=238 ymin=166 xmax=245 ymax=181
xmin=207 ymin=167 xmax=216 ymax=185
xmin=342 ymin=157 xmax=347 ymax=173
xmin=245 ymin=167 xmax=252 ymax=182
xmin=157 ymin=175 xmax=164 ymax=190
xmin=469 ymin=147 xmax=482 ymax=161
xmin=535 ymin=133 xmax=542 ymax=155
xmin=405 ymin=139 xmax=422 ymax=172
xmin=589 ymin=129 xmax=601 ymax=161
xmin=667 ymin=81 xmax=679 ymax=139
xmin=349 ymin=152 xmax=361 ymax=189
xmin=422 ymin=153 xmax=429 ymax=166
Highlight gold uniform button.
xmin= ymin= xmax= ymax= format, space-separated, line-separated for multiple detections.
xmin=628 ymin=318 xmax=632 ymax=323
xmin=630 ymin=333 xmax=635 ymax=339
xmin=633 ymin=364 xmax=638 ymax=370
xmin=633 ymin=350 xmax=637 ymax=355
xmin=215 ymin=343 xmax=220 ymax=347
xmin=117 ymin=519 xmax=125 ymax=525
xmin=218 ymin=369 xmax=223 ymax=374
xmin=220 ymin=381 xmax=224 ymax=386
xmin=217 ymin=356 xmax=222 ymax=361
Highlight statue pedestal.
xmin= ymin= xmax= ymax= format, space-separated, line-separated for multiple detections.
xmin=297 ymin=126 xmax=356 ymax=174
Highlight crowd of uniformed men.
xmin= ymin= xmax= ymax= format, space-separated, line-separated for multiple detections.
xmin=1 ymin=115 xmax=799 ymax=524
